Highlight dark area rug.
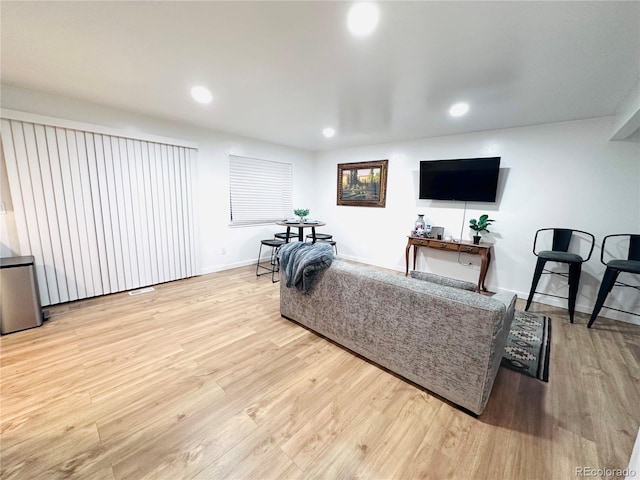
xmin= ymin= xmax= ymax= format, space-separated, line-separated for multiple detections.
xmin=501 ymin=310 xmax=551 ymax=382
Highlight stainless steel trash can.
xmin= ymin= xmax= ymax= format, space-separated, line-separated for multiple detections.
xmin=0 ymin=256 xmax=44 ymax=334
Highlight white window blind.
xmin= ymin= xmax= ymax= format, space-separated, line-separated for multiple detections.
xmin=229 ymin=155 xmax=293 ymax=226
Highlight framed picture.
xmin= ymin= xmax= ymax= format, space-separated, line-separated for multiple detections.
xmin=337 ymin=159 xmax=388 ymax=208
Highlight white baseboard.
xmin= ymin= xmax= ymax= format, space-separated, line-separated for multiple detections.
xmin=506 ymin=290 xmax=639 ymax=326
xmin=199 ymin=258 xmax=257 ymax=275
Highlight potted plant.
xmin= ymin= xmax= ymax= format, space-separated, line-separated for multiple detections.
xmin=294 ymin=208 xmax=310 ymax=223
xmin=469 ymin=214 xmax=495 ymax=245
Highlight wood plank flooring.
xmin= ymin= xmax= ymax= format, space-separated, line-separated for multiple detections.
xmin=1 ymin=265 xmax=639 ymax=479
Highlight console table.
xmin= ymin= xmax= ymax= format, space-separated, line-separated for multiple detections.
xmin=405 ymin=236 xmax=493 ymax=292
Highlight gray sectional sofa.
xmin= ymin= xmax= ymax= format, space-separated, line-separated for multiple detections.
xmin=279 ymin=258 xmax=516 ymax=415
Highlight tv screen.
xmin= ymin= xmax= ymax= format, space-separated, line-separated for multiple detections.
xmin=419 ymin=157 xmax=500 ymax=202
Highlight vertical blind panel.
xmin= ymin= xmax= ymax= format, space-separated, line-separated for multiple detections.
xmin=74 ymin=131 xmax=103 ymax=298
xmin=85 ymin=132 xmax=110 ymax=295
xmin=160 ymin=145 xmax=173 ymax=280
xmin=35 ymin=124 xmax=68 ymax=303
xmin=188 ymin=149 xmax=198 ymax=274
xmin=165 ymin=146 xmax=177 ymax=280
xmin=114 ymin=136 xmax=134 ymax=290
xmin=102 ymin=135 xmax=125 ymax=292
xmin=150 ymin=143 xmax=165 ymax=284
xmin=229 ymin=155 xmax=293 ymax=225
xmin=175 ymin=147 xmax=186 ymax=278
xmin=1 ymin=118 xmax=197 ymax=306
xmin=46 ymin=125 xmax=77 ymax=301
xmin=56 ymin=127 xmax=86 ymax=300
xmin=140 ymin=142 xmax=158 ymax=286
xmin=132 ymin=140 xmax=151 ymax=286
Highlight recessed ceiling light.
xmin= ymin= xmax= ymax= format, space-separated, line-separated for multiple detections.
xmin=191 ymin=86 xmax=212 ymax=104
xmin=449 ymin=102 xmax=469 ymax=117
xmin=322 ymin=127 xmax=336 ymax=138
xmin=347 ymin=3 xmax=379 ymax=36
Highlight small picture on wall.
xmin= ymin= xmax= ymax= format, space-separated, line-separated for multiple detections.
xmin=337 ymin=159 xmax=388 ymax=208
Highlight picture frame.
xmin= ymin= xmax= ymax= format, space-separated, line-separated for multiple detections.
xmin=337 ymin=159 xmax=388 ymax=208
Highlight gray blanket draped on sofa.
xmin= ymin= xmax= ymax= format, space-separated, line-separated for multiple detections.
xmin=278 ymin=242 xmax=334 ymax=293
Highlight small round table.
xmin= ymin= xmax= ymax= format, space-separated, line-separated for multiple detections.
xmin=276 ymin=221 xmax=326 ymax=242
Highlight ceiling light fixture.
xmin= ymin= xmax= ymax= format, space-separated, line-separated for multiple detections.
xmin=449 ymin=102 xmax=469 ymax=117
xmin=191 ymin=86 xmax=213 ymax=104
xmin=322 ymin=127 xmax=336 ymax=138
xmin=347 ymin=3 xmax=379 ymax=36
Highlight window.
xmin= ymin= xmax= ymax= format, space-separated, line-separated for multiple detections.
xmin=229 ymin=155 xmax=293 ymax=226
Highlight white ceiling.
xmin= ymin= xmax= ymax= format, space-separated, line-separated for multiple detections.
xmin=1 ymin=1 xmax=639 ymax=151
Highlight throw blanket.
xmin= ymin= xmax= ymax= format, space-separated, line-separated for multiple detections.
xmin=278 ymin=242 xmax=334 ymax=293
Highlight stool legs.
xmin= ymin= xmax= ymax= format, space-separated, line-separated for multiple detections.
xmin=255 ymin=243 xmax=263 ymax=276
xmin=526 ymin=258 xmax=546 ymax=311
xmin=256 ymin=243 xmax=281 ymax=283
xmin=526 ymin=258 xmax=584 ymax=323
xmin=567 ymin=263 xmax=582 ymax=324
xmin=587 ymin=267 xmax=620 ymax=328
xmin=271 ymin=252 xmax=280 ymax=283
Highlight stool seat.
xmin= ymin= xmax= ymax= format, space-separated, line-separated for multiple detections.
xmin=275 ymin=232 xmax=296 ymax=241
xmin=262 ymin=239 xmax=285 ymax=247
xmin=306 ymin=233 xmax=333 ymax=241
xmin=607 ymin=259 xmax=640 ymax=274
xmin=538 ymin=250 xmax=584 ymax=263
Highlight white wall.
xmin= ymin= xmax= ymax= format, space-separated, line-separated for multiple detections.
xmin=3 ymin=86 xmax=638 ymax=324
xmin=314 ymin=117 xmax=640 ymax=324
xmin=0 ymin=85 xmax=316 ymax=274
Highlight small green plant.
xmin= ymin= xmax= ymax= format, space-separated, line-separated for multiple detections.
xmin=294 ymin=208 xmax=310 ymax=218
xmin=469 ymin=214 xmax=495 ymax=234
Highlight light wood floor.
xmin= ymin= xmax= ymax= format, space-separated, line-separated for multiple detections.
xmin=1 ymin=265 xmax=639 ymax=480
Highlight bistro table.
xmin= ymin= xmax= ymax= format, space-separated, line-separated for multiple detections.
xmin=276 ymin=220 xmax=326 ymax=242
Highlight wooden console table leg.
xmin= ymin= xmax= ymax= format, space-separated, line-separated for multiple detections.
xmin=405 ymin=242 xmax=411 ymax=276
xmin=478 ymin=248 xmax=491 ymax=292
xmin=483 ymin=248 xmax=492 ymax=291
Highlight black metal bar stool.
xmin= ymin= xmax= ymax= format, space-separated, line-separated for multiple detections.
xmin=525 ymin=228 xmax=595 ymax=323
xmin=256 ymin=238 xmax=285 ymax=282
xmin=588 ymin=234 xmax=640 ymax=328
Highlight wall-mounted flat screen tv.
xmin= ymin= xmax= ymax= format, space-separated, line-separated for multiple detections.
xmin=419 ymin=157 xmax=501 ymax=202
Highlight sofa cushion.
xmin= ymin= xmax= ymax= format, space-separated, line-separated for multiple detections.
xmin=410 ymin=271 xmax=477 ymax=291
